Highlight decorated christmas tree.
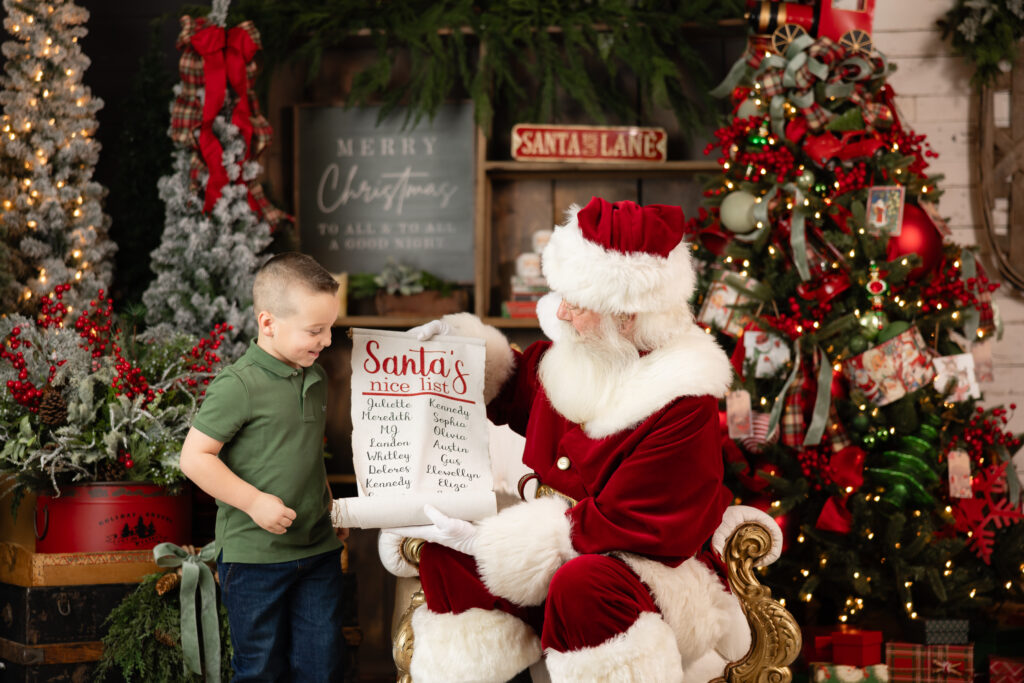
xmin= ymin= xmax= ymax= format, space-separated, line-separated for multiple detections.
xmin=691 ymin=27 xmax=1024 ymax=626
xmin=141 ymin=1 xmax=284 ymax=357
xmin=0 ymin=0 xmax=115 ymax=315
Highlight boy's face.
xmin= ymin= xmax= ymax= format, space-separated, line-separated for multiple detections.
xmin=258 ymin=289 xmax=339 ymax=369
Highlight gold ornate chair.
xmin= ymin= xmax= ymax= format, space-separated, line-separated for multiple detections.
xmin=390 ymin=518 xmax=801 ymax=683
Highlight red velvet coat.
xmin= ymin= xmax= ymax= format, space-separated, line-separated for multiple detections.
xmin=487 ymin=340 xmax=733 ymax=566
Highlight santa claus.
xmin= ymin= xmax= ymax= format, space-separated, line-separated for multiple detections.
xmin=368 ymin=197 xmax=763 ymax=682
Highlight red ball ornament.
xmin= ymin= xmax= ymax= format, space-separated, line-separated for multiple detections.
xmin=886 ymin=203 xmax=943 ymax=277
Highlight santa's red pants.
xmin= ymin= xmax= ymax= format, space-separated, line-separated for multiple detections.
xmin=418 ymin=543 xmax=659 ymax=652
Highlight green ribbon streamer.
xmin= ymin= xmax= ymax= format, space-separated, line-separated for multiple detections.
xmin=768 ymin=339 xmax=802 ymax=437
xmin=154 ymin=542 xmax=221 ymax=683
xmin=803 ymin=346 xmax=834 ymax=447
xmin=787 ymin=183 xmax=811 ymax=281
xmin=959 ymin=248 xmax=981 ymax=342
xmin=710 ymin=54 xmax=751 ymax=98
xmin=738 ymin=184 xmax=778 ymax=244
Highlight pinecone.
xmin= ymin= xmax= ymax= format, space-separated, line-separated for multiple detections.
xmin=38 ymin=386 xmax=68 ymax=427
xmin=155 ymin=572 xmax=181 ymax=596
xmin=154 ymin=628 xmax=177 ymax=648
xmin=95 ymin=459 xmax=127 ymax=483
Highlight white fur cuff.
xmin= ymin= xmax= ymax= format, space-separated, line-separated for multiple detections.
xmin=409 ymin=606 xmax=541 ymax=683
xmin=441 ymin=312 xmax=516 ymax=403
xmin=545 ymin=612 xmax=683 ymax=683
xmin=475 ymin=497 xmax=577 ymax=606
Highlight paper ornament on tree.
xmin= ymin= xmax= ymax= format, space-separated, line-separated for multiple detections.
xmin=842 ymin=326 xmax=936 ymax=406
xmin=745 ymin=329 xmax=792 ymax=378
xmin=697 ymin=270 xmax=759 ymax=337
xmin=932 ymin=354 xmax=981 ymax=402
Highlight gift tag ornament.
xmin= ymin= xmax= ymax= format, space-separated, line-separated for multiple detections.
xmin=948 ymin=449 xmax=973 ymax=499
xmin=727 ymin=389 xmax=754 ymax=439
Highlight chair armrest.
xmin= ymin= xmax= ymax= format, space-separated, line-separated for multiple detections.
xmin=714 ymin=521 xmax=802 ymax=683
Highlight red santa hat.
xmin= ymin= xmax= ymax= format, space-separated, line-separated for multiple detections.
xmin=541 ymin=197 xmax=696 ymax=315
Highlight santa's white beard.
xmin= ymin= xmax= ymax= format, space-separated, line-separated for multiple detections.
xmin=538 ymin=316 xmax=640 ymax=425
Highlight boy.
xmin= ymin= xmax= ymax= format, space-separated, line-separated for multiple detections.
xmin=180 ymin=252 xmax=346 ymax=682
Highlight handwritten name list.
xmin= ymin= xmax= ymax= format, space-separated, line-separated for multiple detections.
xmin=336 ymin=328 xmax=496 ymax=528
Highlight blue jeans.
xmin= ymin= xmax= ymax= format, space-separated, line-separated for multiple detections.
xmin=218 ymin=548 xmax=346 ymax=682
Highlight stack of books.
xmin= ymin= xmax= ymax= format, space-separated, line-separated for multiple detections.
xmin=502 ymin=275 xmax=549 ymax=318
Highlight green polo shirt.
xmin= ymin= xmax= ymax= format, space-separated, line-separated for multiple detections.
xmin=192 ymin=341 xmax=341 ymax=563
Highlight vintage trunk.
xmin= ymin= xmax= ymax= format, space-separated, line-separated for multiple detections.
xmin=0 ymin=582 xmax=136 ymax=681
xmin=0 ymin=538 xmax=161 ymax=681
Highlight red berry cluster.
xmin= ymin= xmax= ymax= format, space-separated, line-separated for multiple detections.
xmin=37 ymin=284 xmax=73 ymax=328
xmin=917 ymin=257 xmax=997 ymax=317
xmin=796 ymin=446 xmax=831 ymax=491
xmin=111 ymin=344 xmax=155 ymax=406
xmin=117 ymin=448 xmax=134 ymax=469
xmin=832 ymin=162 xmax=871 ymax=195
xmin=733 ymin=142 xmax=798 ymax=183
xmin=73 ymin=290 xmax=115 ymax=358
xmin=760 ymin=296 xmax=829 ymax=340
xmin=704 ymin=115 xmax=765 ymax=163
xmin=182 ymin=323 xmax=232 ymax=393
xmin=2 ymin=326 xmax=43 ymax=410
xmin=880 ymin=126 xmax=937 ymax=176
xmin=947 ymin=405 xmax=1021 ymax=466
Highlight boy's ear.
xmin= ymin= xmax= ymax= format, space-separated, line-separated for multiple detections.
xmin=257 ymin=310 xmax=275 ymax=336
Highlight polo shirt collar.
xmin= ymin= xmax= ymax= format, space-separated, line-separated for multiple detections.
xmin=247 ymin=339 xmax=301 ymax=378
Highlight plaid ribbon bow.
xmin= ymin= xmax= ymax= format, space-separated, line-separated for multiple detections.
xmin=170 ymin=16 xmax=286 ymax=230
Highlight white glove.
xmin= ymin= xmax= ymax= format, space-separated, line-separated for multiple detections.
xmin=390 ymin=504 xmax=478 ymax=556
xmin=407 ymin=319 xmax=452 ymax=341
xmin=377 ymin=531 xmax=420 ymax=578
xmin=711 ymin=505 xmax=783 ymax=567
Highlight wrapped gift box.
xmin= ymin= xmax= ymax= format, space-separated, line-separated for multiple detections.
xmin=834 ymin=629 xmax=884 ymax=667
xmin=886 ymin=642 xmax=973 ymax=682
xmin=990 ymin=655 xmax=1024 ymax=683
xmin=842 ymin=326 xmax=935 ymax=406
xmin=922 ymin=619 xmax=969 ymax=645
xmin=812 ymin=663 xmax=889 ymax=682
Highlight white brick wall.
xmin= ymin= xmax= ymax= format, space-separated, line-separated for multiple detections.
xmin=875 ymin=0 xmax=1024 ymax=435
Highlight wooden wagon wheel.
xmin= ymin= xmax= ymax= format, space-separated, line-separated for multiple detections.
xmin=838 ymin=29 xmax=873 ymax=54
xmin=771 ymin=24 xmax=808 ymax=55
xmin=973 ymin=49 xmax=1024 ymax=291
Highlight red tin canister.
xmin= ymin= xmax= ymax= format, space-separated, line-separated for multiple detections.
xmin=34 ymin=483 xmax=191 ymax=553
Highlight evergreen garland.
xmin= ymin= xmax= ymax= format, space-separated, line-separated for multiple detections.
xmin=95 ymin=572 xmax=233 ymax=683
xmin=940 ymin=0 xmax=1024 ymax=86
xmin=217 ymin=0 xmax=745 ymax=133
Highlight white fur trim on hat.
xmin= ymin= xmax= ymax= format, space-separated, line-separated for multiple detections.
xmin=541 ymin=204 xmax=697 ymax=315
xmin=440 ymin=312 xmax=516 ymax=403
xmin=545 ymin=612 xmax=683 ymax=683
xmin=410 ymin=605 xmax=541 ymax=683
xmin=474 ymin=496 xmax=577 ymax=606
xmin=615 ymin=553 xmax=752 ymax=665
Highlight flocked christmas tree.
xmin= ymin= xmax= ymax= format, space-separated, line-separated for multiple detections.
xmin=0 ymin=0 xmax=115 ymax=316
xmin=690 ymin=28 xmax=1024 ymax=626
xmin=142 ymin=0 xmax=283 ymax=357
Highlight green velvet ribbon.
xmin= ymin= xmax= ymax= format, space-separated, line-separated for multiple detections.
xmin=782 ymin=182 xmax=811 ymax=280
xmin=803 ymin=346 xmax=834 ymax=447
xmin=154 ymin=542 xmax=221 ymax=683
xmin=959 ymin=247 xmax=981 ymax=341
xmin=768 ymin=338 xmax=802 ymax=437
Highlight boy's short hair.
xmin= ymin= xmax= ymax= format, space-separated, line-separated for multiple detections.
xmin=253 ymin=252 xmax=339 ymax=317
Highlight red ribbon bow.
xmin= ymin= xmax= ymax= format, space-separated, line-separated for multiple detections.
xmin=191 ymin=22 xmax=259 ymax=212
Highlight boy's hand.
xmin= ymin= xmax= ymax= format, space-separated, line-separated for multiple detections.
xmin=247 ymin=492 xmax=296 ymax=534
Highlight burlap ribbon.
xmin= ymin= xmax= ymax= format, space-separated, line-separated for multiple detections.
xmin=153 ymin=542 xmax=221 ymax=683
